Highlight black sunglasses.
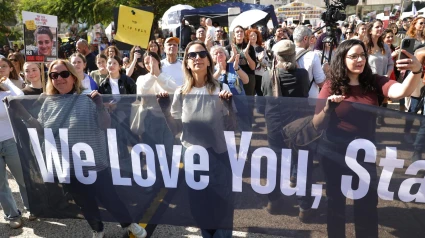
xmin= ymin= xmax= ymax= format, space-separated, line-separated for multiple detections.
xmin=9 ymin=58 xmax=17 ymax=62
xmin=187 ymin=51 xmax=208 ymax=59
xmin=49 ymin=71 xmax=71 ymax=80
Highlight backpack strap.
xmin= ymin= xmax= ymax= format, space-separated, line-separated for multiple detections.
xmin=296 ymin=49 xmax=310 ymax=61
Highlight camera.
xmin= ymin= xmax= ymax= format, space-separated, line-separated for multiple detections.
xmin=60 ymin=37 xmax=76 ymax=59
xmin=321 ymin=0 xmax=359 ymax=24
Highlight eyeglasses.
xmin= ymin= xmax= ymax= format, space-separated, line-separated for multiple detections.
xmin=49 ymin=71 xmax=71 ymax=80
xmin=345 ymin=32 xmax=353 ymax=34
xmin=187 ymin=51 xmax=208 ymax=59
xmin=9 ymin=58 xmax=17 ymax=62
xmin=216 ymin=30 xmax=223 ymax=33
xmin=346 ymin=54 xmax=367 ymax=61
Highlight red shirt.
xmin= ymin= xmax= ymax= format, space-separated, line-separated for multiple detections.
xmin=316 ymin=75 xmax=397 ymax=139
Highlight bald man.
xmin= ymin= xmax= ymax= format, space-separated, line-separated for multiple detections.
xmin=76 ymin=39 xmax=98 ymax=73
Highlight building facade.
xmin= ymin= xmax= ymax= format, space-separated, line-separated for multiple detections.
xmin=242 ymin=0 xmax=408 ymax=19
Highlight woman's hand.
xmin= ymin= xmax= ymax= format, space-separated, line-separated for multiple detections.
xmin=150 ymin=56 xmax=160 ymax=77
xmin=133 ymin=51 xmax=142 ymax=62
xmin=89 ymin=90 xmax=103 ymax=108
xmin=323 ymin=94 xmax=345 ymax=113
xmin=244 ymin=42 xmax=251 ymax=55
xmin=219 ymin=90 xmax=232 ymax=100
xmin=396 ymin=50 xmax=422 ymax=72
xmin=233 ymin=54 xmax=240 ymax=70
xmin=156 ymin=91 xmax=171 ymax=110
xmin=231 ymin=44 xmax=238 ymax=57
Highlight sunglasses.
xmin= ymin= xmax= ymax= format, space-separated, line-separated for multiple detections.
xmin=135 ymin=50 xmax=143 ymax=54
xmin=9 ymin=58 xmax=17 ymax=62
xmin=187 ymin=51 xmax=208 ymax=59
xmin=49 ymin=71 xmax=71 ymax=80
xmin=216 ymin=30 xmax=223 ymax=33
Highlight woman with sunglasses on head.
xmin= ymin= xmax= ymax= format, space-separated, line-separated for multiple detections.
xmin=70 ymin=53 xmax=98 ymax=91
xmin=312 ymin=39 xmax=422 ymax=238
xmin=126 ymin=46 xmax=148 ymax=81
xmin=0 ymin=58 xmax=24 ymax=89
xmin=157 ymin=41 xmax=234 ymax=238
xmin=90 ymin=54 xmax=109 ymax=86
xmin=353 ymin=22 xmax=367 ymax=42
xmin=16 ymin=59 xmax=146 ymax=238
xmin=406 ymin=17 xmax=425 ymax=49
xmin=226 ymin=25 xmax=256 ymax=95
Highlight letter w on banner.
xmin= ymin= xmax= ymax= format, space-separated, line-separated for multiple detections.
xmin=114 ymin=5 xmax=153 ymax=47
xmin=4 ymin=94 xmax=425 ymax=237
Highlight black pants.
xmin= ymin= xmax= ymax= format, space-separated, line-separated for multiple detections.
xmin=64 ymin=169 xmax=132 ymax=232
xmin=319 ymin=134 xmax=378 ymax=238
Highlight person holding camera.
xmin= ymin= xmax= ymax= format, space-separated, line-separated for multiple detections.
xmin=126 ymin=46 xmax=148 ymax=81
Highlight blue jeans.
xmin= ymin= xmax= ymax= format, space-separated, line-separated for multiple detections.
xmin=413 ymin=106 xmax=425 ymax=151
xmin=0 ymin=138 xmax=29 ymax=220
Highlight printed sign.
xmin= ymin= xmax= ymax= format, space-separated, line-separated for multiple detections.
xmin=22 ymin=11 xmax=58 ymax=62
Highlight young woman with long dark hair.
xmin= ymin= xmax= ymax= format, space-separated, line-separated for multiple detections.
xmin=313 ymin=39 xmax=422 ymax=238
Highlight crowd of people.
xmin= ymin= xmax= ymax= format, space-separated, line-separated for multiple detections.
xmin=1 ymin=14 xmax=425 ymax=238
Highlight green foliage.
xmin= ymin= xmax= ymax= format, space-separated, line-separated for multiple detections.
xmin=0 ymin=0 xmax=19 ymax=45
xmin=16 ymin=0 xmax=221 ymax=29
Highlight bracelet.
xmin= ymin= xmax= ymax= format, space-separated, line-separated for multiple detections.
xmin=412 ymin=67 xmax=423 ymax=75
xmin=235 ymin=67 xmax=240 ymax=71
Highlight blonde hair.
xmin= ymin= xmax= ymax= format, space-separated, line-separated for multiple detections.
xmin=23 ymin=62 xmax=42 ymax=84
xmin=181 ymin=41 xmax=218 ymax=95
xmin=46 ymin=59 xmax=84 ymax=95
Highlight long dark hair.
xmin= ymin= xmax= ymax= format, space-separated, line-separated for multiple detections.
xmin=142 ymin=51 xmax=162 ymax=71
xmin=381 ymin=29 xmax=396 ymax=51
xmin=329 ymin=39 xmax=375 ymax=95
xmin=365 ymin=19 xmax=385 ymax=55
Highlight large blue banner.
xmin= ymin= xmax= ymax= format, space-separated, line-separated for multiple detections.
xmin=4 ymin=94 xmax=425 ymax=237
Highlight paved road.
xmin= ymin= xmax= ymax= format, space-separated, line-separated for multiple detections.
xmin=1 ymin=103 xmax=425 ymax=237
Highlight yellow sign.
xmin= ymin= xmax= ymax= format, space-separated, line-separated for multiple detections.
xmin=25 ymin=20 xmax=37 ymax=30
xmin=114 ymin=5 xmax=154 ymax=47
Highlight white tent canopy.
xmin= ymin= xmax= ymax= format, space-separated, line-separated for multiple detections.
xmin=161 ymin=4 xmax=194 ymax=30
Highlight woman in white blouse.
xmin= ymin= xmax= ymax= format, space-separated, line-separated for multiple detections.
xmin=134 ymin=51 xmax=177 ymax=150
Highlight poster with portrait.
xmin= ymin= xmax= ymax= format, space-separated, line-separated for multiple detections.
xmin=22 ymin=11 xmax=58 ymax=62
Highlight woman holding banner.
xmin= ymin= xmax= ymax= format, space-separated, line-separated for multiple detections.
xmin=157 ymin=41 xmax=234 ymax=238
xmin=313 ymin=39 xmax=422 ymax=238
xmin=0 ymin=62 xmax=29 ymax=229
xmin=18 ymin=59 xmax=147 ymax=238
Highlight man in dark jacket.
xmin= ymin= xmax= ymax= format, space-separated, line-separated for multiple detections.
xmin=176 ymin=18 xmax=192 ymax=50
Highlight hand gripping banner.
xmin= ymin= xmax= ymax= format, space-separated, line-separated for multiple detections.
xmin=4 ymin=94 xmax=425 ymax=237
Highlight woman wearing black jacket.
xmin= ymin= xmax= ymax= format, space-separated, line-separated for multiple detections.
xmin=98 ymin=55 xmax=137 ymax=160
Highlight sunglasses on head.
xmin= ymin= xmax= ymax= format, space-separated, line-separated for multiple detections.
xmin=49 ymin=71 xmax=71 ymax=80
xmin=187 ymin=51 xmax=208 ymax=59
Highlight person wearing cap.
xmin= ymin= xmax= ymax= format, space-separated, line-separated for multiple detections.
xmin=397 ymin=17 xmax=413 ymax=41
xmin=261 ymin=39 xmax=310 ymax=216
xmin=161 ymin=37 xmax=184 ymax=86
xmin=176 ymin=18 xmax=192 ymax=50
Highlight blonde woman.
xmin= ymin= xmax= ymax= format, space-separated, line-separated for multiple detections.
xmin=22 ymin=62 xmax=43 ymax=95
xmin=19 ymin=59 xmax=147 ymax=238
